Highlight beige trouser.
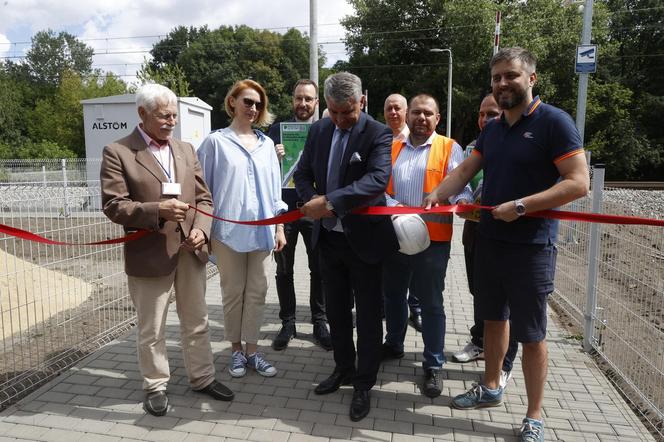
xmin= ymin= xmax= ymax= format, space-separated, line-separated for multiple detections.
xmin=211 ymin=239 xmax=270 ymax=344
xmin=128 ymin=249 xmax=215 ymax=392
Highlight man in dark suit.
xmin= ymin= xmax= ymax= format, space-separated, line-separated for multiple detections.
xmin=294 ymin=72 xmax=399 ymax=422
xmin=101 ymin=84 xmax=234 ymax=417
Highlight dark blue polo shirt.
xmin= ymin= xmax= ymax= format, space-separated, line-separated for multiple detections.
xmin=474 ymin=96 xmax=583 ymax=245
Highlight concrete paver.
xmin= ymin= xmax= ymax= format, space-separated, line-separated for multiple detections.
xmin=0 ymin=221 xmax=655 ymax=441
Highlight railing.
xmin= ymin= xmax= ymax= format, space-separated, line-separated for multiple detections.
xmin=0 ymin=182 xmax=133 ymax=409
xmin=0 ymin=159 xmax=217 ymax=410
xmin=0 ymin=159 xmax=662 ymax=438
xmin=553 ymin=165 xmax=664 ymax=438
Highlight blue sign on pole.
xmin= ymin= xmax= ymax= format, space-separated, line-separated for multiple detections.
xmin=576 ymin=45 xmax=597 ymax=74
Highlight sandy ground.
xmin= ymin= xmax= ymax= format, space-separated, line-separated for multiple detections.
xmin=0 ymin=248 xmax=92 ymax=339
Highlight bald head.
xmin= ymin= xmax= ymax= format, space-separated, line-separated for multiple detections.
xmin=478 ymin=94 xmax=500 ymax=131
xmin=383 ymin=93 xmax=408 ymax=135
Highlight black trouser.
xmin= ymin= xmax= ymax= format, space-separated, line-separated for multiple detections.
xmin=463 ymin=220 xmax=518 ymax=372
xmin=274 ymin=218 xmax=326 ymax=324
xmin=318 ymin=229 xmax=383 ymax=390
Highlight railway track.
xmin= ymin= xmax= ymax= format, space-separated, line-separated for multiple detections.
xmin=604 ymin=181 xmax=664 ymax=190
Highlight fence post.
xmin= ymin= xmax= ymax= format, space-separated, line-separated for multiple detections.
xmin=62 ymin=158 xmax=69 ymax=217
xmin=42 ymin=165 xmax=47 ymax=188
xmin=583 ymin=164 xmax=604 ymax=352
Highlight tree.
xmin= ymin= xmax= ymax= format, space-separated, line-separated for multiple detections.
xmin=148 ymin=25 xmax=326 ymax=129
xmin=25 ymin=29 xmax=94 ymax=86
xmin=342 ymin=0 xmax=504 ymax=143
xmin=136 ymin=60 xmax=192 ymax=97
xmin=603 ymin=0 xmax=664 ymax=179
xmin=340 ymin=0 xmax=662 ymax=179
xmin=0 ymin=65 xmax=26 ymax=142
xmin=27 ymin=70 xmax=127 ymax=157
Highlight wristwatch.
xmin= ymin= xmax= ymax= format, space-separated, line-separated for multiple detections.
xmin=514 ymin=199 xmax=526 ymax=216
xmin=325 ymin=198 xmax=334 ymax=212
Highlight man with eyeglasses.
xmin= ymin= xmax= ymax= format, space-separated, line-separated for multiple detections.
xmin=100 ymin=83 xmax=234 ymax=417
xmin=267 ymin=79 xmax=332 ymax=352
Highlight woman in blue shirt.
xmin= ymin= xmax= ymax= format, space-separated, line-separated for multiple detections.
xmin=197 ymin=79 xmax=287 ymax=378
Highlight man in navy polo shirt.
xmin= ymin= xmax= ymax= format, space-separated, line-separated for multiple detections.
xmin=424 ymin=47 xmax=589 ymax=441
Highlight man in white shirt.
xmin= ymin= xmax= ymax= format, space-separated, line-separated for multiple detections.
xmin=383 ymin=93 xmax=422 ymax=333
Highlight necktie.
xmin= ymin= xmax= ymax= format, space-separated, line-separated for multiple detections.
xmin=323 ymin=129 xmax=347 ymax=230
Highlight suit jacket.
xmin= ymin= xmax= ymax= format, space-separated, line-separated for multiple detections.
xmin=101 ymin=127 xmax=213 ymax=277
xmin=294 ymin=112 xmax=398 ymax=264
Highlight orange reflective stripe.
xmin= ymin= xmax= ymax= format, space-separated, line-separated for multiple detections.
xmin=554 ymin=148 xmax=584 ymax=164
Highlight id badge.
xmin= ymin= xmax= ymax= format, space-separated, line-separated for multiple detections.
xmin=162 ymin=182 xmax=182 ymax=196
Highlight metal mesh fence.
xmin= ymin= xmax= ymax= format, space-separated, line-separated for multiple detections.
xmin=0 ymin=158 xmax=99 ymax=186
xmin=553 ymin=178 xmax=664 ymax=438
xmin=0 ymin=183 xmax=133 ymax=409
xmin=0 ymin=160 xmax=219 ymax=411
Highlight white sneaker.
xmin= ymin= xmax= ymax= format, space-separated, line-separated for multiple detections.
xmin=499 ymin=369 xmax=513 ymax=389
xmin=452 ymin=342 xmax=484 ymax=362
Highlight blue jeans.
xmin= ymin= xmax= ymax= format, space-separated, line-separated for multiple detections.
xmin=383 ymin=241 xmax=451 ymax=370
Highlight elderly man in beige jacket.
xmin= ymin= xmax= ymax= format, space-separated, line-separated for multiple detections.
xmin=101 ymin=83 xmax=234 ymax=417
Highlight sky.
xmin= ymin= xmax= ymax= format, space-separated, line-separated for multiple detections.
xmin=0 ymin=0 xmax=355 ymax=85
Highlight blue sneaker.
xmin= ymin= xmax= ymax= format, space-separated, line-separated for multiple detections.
xmin=519 ymin=418 xmax=544 ymax=441
xmin=247 ymin=352 xmax=277 ymax=377
xmin=451 ymin=383 xmax=503 ymax=409
xmin=229 ymin=351 xmax=247 ymax=378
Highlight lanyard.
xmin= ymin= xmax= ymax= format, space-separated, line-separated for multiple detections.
xmin=152 ymin=145 xmax=173 ymax=182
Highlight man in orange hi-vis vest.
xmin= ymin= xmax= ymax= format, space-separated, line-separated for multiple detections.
xmin=381 ymin=94 xmax=472 ymax=398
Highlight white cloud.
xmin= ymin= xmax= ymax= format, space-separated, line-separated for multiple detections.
xmin=1 ymin=0 xmax=354 ymax=83
xmin=0 ymin=33 xmax=10 ymax=59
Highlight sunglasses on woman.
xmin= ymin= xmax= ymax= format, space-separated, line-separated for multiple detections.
xmin=241 ymin=97 xmax=264 ymax=111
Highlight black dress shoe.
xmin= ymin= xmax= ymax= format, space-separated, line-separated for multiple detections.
xmin=313 ymin=321 xmax=333 ymax=351
xmin=314 ymin=370 xmax=353 ymax=395
xmin=409 ymin=311 xmax=423 ymax=332
xmin=194 ymin=380 xmax=234 ymax=401
xmin=422 ymin=368 xmax=442 ymax=398
xmin=349 ymin=389 xmax=370 ymax=421
xmin=272 ymin=321 xmax=296 ymax=351
xmin=381 ymin=342 xmax=405 ymax=360
xmin=143 ymin=391 xmax=168 ymax=416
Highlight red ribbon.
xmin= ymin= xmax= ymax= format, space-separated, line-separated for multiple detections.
xmin=2 ymin=203 xmax=661 ymax=246
xmin=0 ymin=223 xmax=152 ymax=246
xmin=190 ymin=204 xmax=664 ymax=227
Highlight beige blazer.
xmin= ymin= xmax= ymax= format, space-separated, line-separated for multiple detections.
xmin=101 ymin=127 xmax=213 ymax=277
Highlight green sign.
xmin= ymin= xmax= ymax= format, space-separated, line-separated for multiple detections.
xmin=280 ymin=122 xmax=311 ymax=187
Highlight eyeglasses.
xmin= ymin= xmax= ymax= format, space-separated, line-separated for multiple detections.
xmin=241 ymin=97 xmax=264 ymax=110
xmin=153 ymin=113 xmax=178 ymax=121
xmin=294 ymin=95 xmax=316 ymax=103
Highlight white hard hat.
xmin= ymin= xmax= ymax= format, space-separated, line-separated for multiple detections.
xmin=391 ymin=214 xmax=430 ymax=255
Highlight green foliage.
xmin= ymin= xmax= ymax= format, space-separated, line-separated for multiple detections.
xmin=149 ymin=25 xmax=326 ymax=129
xmin=0 ymin=140 xmax=76 ymax=160
xmin=27 ymin=71 xmax=127 ymax=157
xmin=26 ymin=29 xmax=94 ymax=86
xmin=341 ymin=0 xmax=498 ymax=143
xmin=136 ymin=61 xmax=192 ymax=97
xmin=0 ymin=69 xmax=26 ymax=142
xmin=340 ymin=0 xmax=663 ymax=179
xmin=584 ymin=80 xmax=657 ymax=179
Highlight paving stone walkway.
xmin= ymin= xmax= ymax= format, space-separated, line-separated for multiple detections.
xmin=0 ymin=223 xmax=654 ymax=441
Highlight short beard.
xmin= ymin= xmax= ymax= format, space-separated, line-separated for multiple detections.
xmin=296 ymin=108 xmax=314 ymax=121
xmin=495 ymin=88 xmax=527 ymax=110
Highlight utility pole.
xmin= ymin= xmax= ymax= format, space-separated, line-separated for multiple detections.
xmin=309 ymin=0 xmax=319 ymax=121
xmin=575 ymin=0 xmax=594 ymax=145
xmin=493 ymin=11 xmax=501 ymax=55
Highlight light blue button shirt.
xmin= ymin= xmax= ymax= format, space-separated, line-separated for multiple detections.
xmin=197 ymin=127 xmax=288 ymax=252
xmin=387 ymin=132 xmax=473 ymax=206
